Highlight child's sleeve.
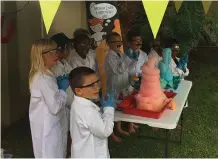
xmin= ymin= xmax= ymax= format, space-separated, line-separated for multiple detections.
xmin=87 ymin=107 xmax=114 ymax=139
xmin=184 ymin=67 xmax=189 ymax=76
xmin=40 ymin=75 xmax=67 ymax=115
xmin=108 ymin=53 xmax=137 ymax=75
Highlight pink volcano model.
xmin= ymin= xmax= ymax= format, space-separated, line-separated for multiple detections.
xmin=135 ymin=56 xmax=171 ymax=112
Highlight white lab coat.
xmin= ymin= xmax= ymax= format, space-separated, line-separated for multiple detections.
xmin=51 ymin=59 xmax=73 ymax=128
xmin=70 ymin=95 xmax=114 ymax=158
xmin=170 ymin=57 xmax=189 ymax=78
xmin=129 ymin=49 xmax=148 ymax=76
xmin=66 ymin=49 xmax=97 ymax=71
xmin=148 ymin=48 xmax=163 ymax=62
xmin=105 ymin=49 xmax=137 ymax=92
xmin=29 ymin=72 xmax=68 ymax=158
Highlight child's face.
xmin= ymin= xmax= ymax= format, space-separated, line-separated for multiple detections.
xmin=75 ymin=73 xmax=101 ymax=100
xmin=107 ymin=35 xmax=123 ymax=53
xmin=171 ymin=44 xmax=180 ymax=58
xmin=42 ymin=49 xmax=59 ymax=69
xmin=129 ymin=36 xmax=142 ymax=51
xmin=76 ymin=39 xmax=91 ymax=58
xmin=58 ymin=50 xmax=70 ymax=60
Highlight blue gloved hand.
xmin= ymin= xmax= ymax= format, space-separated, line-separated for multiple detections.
xmin=132 ymin=50 xmax=139 ymax=60
xmin=125 ymin=48 xmax=134 ymax=59
xmin=57 ymin=75 xmax=69 ymax=91
xmin=101 ymin=92 xmax=115 ymax=108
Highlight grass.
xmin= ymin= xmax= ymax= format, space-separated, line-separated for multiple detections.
xmin=1 ymin=49 xmax=218 ymax=158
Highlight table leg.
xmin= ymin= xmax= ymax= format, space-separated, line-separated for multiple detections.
xmin=165 ymin=129 xmax=169 ymax=158
xmin=179 ymin=112 xmax=184 ymax=145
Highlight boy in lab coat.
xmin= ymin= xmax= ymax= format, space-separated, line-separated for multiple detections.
xmin=66 ymin=33 xmax=98 ymax=71
xmin=165 ymin=39 xmax=189 ymax=78
xmin=165 ymin=39 xmax=189 ymax=108
xmin=69 ymin=67 xmax=115 ymax=158
xmin=50 ymin=33 xmax=73 ymax=157
xmin=127 ymin=30 xmax=149 ymax=78
xmin=104 ymin=32 xmax=139 ymax=142
xmin=125 ymin=30 xmax=149 ymax=133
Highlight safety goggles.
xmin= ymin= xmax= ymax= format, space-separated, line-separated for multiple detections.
xmin=42 ymin=47 xmax=62 ymax=55
xmin=78 ymin=80 xmax=101 ymax=88
xmin=131 ymin=39 xmax=142 ymax=47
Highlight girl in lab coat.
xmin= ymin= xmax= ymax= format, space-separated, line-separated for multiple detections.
xmin=69 ymin=67 xmax=115 ymax=158
xmin=50 ymin=33 xmax=74 ymax=157
xmin=105 ymin=32 xmax=138 ymax=142
xmin=29 ymin=39 xmax=69 ymax=158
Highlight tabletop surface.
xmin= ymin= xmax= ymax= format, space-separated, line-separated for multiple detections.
xmin=114 ymin=80 xmax=193 ymax=129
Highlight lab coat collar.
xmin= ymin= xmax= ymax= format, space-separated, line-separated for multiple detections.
xmin=109 ymin=49 xmax=119 ymax=55
xmin=73 ymin=95 xmax=100 ymax=111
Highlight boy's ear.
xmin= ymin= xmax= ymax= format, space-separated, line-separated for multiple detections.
xmin=75 ymin=88 xmax=82 ymax=96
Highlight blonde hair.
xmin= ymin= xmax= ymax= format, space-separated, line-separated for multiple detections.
xmin=29 ymin=39 xmax=57 ymax=88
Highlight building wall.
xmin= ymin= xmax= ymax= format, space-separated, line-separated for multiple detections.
xmin=1 ymin=1 xmax=87 ymax=127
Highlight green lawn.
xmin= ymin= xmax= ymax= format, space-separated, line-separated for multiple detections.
xmin=2 ymin=50 xmax=218 ymax=158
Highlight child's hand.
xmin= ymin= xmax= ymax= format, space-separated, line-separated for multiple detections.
xmin=102 ymin=93 xmax=115 ymax=108
xmin=57 ymin=76 xmax=69 ymax=91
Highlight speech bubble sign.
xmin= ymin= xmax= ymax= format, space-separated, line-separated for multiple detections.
xmin=90 ymin=2 xmax=117 ymax=19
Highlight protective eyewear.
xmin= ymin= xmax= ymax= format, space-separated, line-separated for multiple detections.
xmin=42 ymin=47 xmax=61 ymax=54
xmin=79 ymin=80 xmax=101 ymax=88
xmin=136 ymin=43 xmax=142 ymax=47
xmin=79 ymin=43 xmax=92 ymax=48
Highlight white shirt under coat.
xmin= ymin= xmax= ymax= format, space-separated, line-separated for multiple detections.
xmin=29 ymin=72 xmax=68 ymax=158
xmin=70 ymin=95 xmax=114 ymax=158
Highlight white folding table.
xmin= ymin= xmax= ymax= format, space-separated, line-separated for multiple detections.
xmin=114 ymin=80 xmax=193 ymax=157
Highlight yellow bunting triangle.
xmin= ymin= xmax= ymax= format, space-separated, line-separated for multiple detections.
xmin=142 ymin=0 xmax=169 ymax=39
xmin=174 ymin=1 xmax=183 ymax=13
xmin=39 ymin=0 xmax=61 ymax=34
xmin=202 ymin=1 xmax=212 ymax=14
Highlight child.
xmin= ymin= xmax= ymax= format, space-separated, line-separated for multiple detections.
xmin=66 ymin=33 xmax=98 ymax=71
xmin=105 ymin=32 xmax=139 ymax=142
xmin=148 ymin=39 xmax=163 ymax=63
xmin=50 ymin=33 xmax=73 ymax=157
xmin=29 ymin=39 xmax=69 ymax=158
xmin=165 ymin=39 xmax=189 ymax=78
xmin=69 ymin=67 xmax=115 ymax=158
xmin=165 ymin=39 xmax=189 ymax=109
xmin=127 ymin=30 xmax=148 ymax=77
xmin=73 ymin=28 xmax=97 ymax=50
xmin=51 ymin=33 xmax=73 ymax=107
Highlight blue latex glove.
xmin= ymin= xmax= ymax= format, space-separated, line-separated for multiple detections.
xmin=125 ymin=48 xmax=134 ymax=59
xmin=177 ymin=55 xmax=188 ymax=70
xmin=57 ymin=75 xmax=69 ymax=91
xmin=101 ymin=92 xmax=115 ymax=108
xmin=132 ymin=50 xmax=139 ymax=60
xmin=125 ymin=48 xmax=139 ymax=60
